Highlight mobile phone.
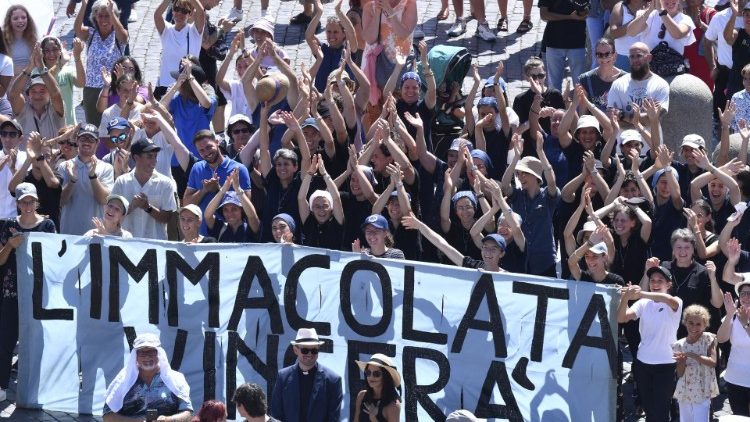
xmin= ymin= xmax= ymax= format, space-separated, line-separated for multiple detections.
xmin=146 ymin=409 xmax=158 ymax=421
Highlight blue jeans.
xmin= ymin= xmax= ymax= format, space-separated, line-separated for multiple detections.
xmin=587 ymin=12 xmax=611 ymax=68
xmin=545 ymin=47 xmax=587 ymax=91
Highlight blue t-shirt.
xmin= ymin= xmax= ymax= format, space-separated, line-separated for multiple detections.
xmin=314 ymin=43 xmax=354 ymax=93
xmin=508 ymin=186 xmax=560 ymax=274
xmin=169 ymin=92 xmax=217 ymax=164
xmin=102 ymin=372 xmax=192 ymax=417
xmin=187 ymin=156 xmax=251 ymax=235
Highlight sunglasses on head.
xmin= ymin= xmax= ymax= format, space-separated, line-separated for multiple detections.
xmin=300 ymin=348 xmax=319 ymax=355
xmin=58 ymin=140 xmax=78 ymax=147
xmin=110 ymin=133 xmax=128 ymax=144
xmin=365 ymin=370 xmax=382 ymax=378
xmin=173 ymin=6 xmax=191 ymax=14
xmin=530 ymin=73 xmax=546 ymax=80
xmin=0 ymin=131 xmax=19 ymax=138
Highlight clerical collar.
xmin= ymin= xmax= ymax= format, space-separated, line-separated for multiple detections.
xmin=298 ymin=363 xmax=317 ymax=376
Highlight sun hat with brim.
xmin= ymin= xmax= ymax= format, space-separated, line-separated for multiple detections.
xmin=680 ymin=134 xmax=706 ymax=150
xmin=106 ymin=194 xmax=130 ymax=214
xmin=291 ymin=327 xmax=325 ymax=346
xmin=576 ymin=221 xmax=597 ymax=246
xmin=355 ymin=353 xmax=401 ymax=388
xmin=362 ymin=214 xmax=389 ymax=230
xmin=516 ymin=156 xmax=544 ymax=182
xmin=133 ymin=333 xmax=161 ymax=350
xmin=15 ymin=182 xmax=37 ymax=201
xmin=250 ymin=17 xmax=275 ymax=39
xmin=575 ymin=115 xmax=601 ymax=134
xmin=219 ymin=191 xmax=242 ymax=209
xmin=618 ymin=129 xmax=643 ymax=146
xmin=0 ymin=119 xmax=23 ymax=134
xmin=446 ymin=410 xmax=486 ymax=422
xmin=647 ymin=265 xmax=673 ymax=282
xmin=179 ymin=204 xmax=203 ymax=221
xmin=736 ymin=277 xmax=750 ymax=296
xmin=482 ymin=233 xmax=507 ymax=252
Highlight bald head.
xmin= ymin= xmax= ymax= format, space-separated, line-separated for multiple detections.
xmin=630 ymin=42 xmax=649 ymax=56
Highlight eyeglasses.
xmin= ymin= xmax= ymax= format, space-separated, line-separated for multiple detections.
xmin=740 ymin=291 xmax=750 ymax=297
xmin=300 ymin=348 xmax=319 ymax=355
xmin=173 ymin=6 xmax=191 ymax=14
xmin=595 ymin=51 xmax=613 ymax=58
xmin=232 ymin=128 xmax=252 ymax=135
xmin=529 ymin=73 xmax=546 ymax=80
xmin=110 ymin=133 xmax=128 ymax=144
xmin=0 ymin=131 xmax=20 ymax=138
xmin=365 ymin=370 xmax=382 ymax=378
xmin=658 ymin=23 xmax=666 ymax=39
xmin=59 ymin=140 xmax=78 ymax=147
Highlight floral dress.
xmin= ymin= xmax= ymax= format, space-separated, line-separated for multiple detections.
xmin=672 ymin=332 xmax=720 ymax=404
xmin=0 ymin=218 xmax=57 ymax=299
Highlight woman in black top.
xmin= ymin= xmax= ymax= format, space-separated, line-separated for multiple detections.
xmin=298 ymin=154 xmax=345 ymax=250
xmin=371 ymin=163 xmax=422 ymax=261
xmin=353 ymin=353 xmax=401 ymax=422
xmin=204 ymin=169 xmax=260 ymax=243
xmin=0 ymin=183 xmax=56 ymax=397
xmin=568 ymin=226 xmax=625 ymax=285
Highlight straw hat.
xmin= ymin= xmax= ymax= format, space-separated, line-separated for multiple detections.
xmin=356 ymin=353 xmax=401 ymax=388
xmin=256 ymin=72 xmax=289 ymax=106
xmin=290 ymin=328 xmax=325 ymax=346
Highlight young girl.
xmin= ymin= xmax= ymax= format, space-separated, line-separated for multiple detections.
xmin=672 ymin=304 xmax=719 ymax=422
xmin=2 ymin=5 xmax=37 ymax=75
xmin=307 ymin=0 xmax=357 ymax=93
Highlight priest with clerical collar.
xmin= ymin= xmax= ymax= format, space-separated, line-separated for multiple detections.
xmin=270 ymin=328 xmax=343 ymax=422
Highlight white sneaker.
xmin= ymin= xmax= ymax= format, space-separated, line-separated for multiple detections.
xmin=447 ymin=19 xmax=466 ymax=37
xmin=227 ymin=7 xmax=244 ymax=22
xmin=475 ymin=21 xmax=496 ymax=41
xmin=0 ymin=388 xmax=6 ymax=402
xmin=128 ymin=9 xmax=138 ymax=23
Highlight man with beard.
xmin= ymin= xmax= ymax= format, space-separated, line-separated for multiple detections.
xmin=607 ymin=42 xmax=670 ymax=130
xmin=103 ymin=333 xmax=193 ymax=421
xmin=183 ymin=129 xmax=251 ymax=235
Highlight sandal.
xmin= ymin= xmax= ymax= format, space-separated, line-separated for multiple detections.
xmin=437 ymin=7 xmax=449 ymax=21
xmin=516 ymin=17 xmax=533 ymax=33
xmin=497 ymin=16 xmax=508 ymax=32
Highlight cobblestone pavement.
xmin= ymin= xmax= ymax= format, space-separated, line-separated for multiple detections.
xmin=0 ymin=0 xmax=734 ymax=420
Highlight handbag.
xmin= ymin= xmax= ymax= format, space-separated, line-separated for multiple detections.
xmin=650 ymin=41 xmax=688 ymax=78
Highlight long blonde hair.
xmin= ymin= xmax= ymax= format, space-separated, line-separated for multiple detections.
xmin=3 ymin=5 xmax=37 ymax=54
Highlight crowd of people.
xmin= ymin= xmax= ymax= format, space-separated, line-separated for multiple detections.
xmin=0 ymin=0 xmax=747 ymax=419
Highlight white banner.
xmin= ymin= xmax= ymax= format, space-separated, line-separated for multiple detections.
xmin=16 ymin=233 xmax=619 ymax=421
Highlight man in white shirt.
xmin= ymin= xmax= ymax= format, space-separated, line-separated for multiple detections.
xmin=704 ymin=2 xmax=744 ymax=115
xmin=0 ymin=119 xmax=27 ymax=218
xmin=112 ymin=138 xmax=177 ymax=240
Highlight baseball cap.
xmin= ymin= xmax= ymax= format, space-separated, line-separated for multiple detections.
xmin=130 ymin=138 xmax=161 ymax=155
xmin=107 ymin=117 xmax=129 ymax=132
xmin=219 ymin=191 xmax=242 ymax=209
xmin=0 ymin=119 xmax=23 ymax=134
xmin=680 ymin=134 xmax=705 ymax=150
xmin=575 ymin=115 xmax=601 ymax=133
xmin=482 ymin=233 xmax=507 ymax=251
xmin=618 ymin=129 xmax=643 ymax=145
xmin=449 ymin=138 xmax=474 ymax=152
xmin=133 ymin=333 xmax=161 ymax=350
xmin=179 ymin=204 xmax=203 ymax=221
xmin=589 ymin=242 xmax=608 ymax=255
xmin=301 ymin=117 xmax=320 ymax=131
xmin=76 ymin=123 xmax=99 ymax=140
xmin=362 ymin=214 xmax=389 ymax=230
xmin=106 ymin=194 xmax=130 ymax=214
xmin=15 ymin=182 xmax=37 ymax=201
xmin=27 ymin=77 xmax=46 ymax=93
xmin=646 ymin=265 xmax=673 ymax=282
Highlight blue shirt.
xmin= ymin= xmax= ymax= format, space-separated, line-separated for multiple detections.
xmin=170 ymin=92 xmax=217 ymax=164
xmin=102 ymin=372 xmax=192 ymax=417
xmin=187 ymin=156 xmax=251 ymax=235
xmin=508 ymin=186 xmax=560 ymax=274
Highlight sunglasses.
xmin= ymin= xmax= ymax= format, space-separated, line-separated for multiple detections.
xmin=300 ymin=348 xmax=319 ymax=355
xmin=365 ymin=370 xmax=382 ymax=378
xmin=173 ymin=6 xmax=191 ymax=14
xmin=595 ymin=51 xmax=613 ymax=58
xmin=0 ymin=131 xmax=20 ymax=138
xmin=658 ymin=23 xmax=666 ymax=39
xmin=232 ymin=128 xmax=252 ymax=135
xmin=110 ymin=133 xmax=128 ymax=144
xmin=529 ymin=73 xmax=546 ymax=80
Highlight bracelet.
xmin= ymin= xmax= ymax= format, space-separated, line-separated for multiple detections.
xmin=476 ymin=193 xmax=486 ymax=199
xmin=396 ymin=181 xmax=404 ymax=188
xmin=88 ymin=174 xmax=97 ymax=180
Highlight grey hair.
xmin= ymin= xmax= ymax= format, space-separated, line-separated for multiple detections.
xmin=273 ymin=148 xmax=299 ymax=166
xmin=497 ymin=211 xmax=522 ymax=227
xmin=89 ymin=0 xmax=121 ymax=32
xmin=670 ymin=228 xmax=696 ymax=248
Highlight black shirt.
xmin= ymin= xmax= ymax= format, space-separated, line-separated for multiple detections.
xmin=341 ymin=191 xmax=373 ymax=248
xmin=539 ymin=0 xmax=588 ymax=49
xmin=397 ymin=99 xmax=435 ymax=152
xmin=22 ymin=170 xmax=62 ymax=229
xmin=469 ymin=127 xmax=510 ymax=180
xmin=610 ymin=232 xmax=651 ymax=285
xmin=444 ymin=220 xmax=482 ymax=262
xmin=209 ymin=220 xmax=256 ymax=243
xmin=390 ymin=220 xmax=422 ymax=261
xmin=297 ymin=364 xmax=317 ymax=422
xmin=302 ymin=216 xmax=345 ymax=251
xmin=580 ymin=270 xmax=625 ymax=286
xmin=513 ymin=89 xmax=565 ymax=156
xmin=664 ymin=261 xmax=721 ymax=334
xmin=261 ymin=171 xmax=301 ymax=242
xmin=651 ymin=200 xmax=686 ymax=261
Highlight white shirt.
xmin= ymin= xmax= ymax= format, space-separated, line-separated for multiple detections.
xmin=704 ymin=8 xmax=743 ymax=68
xmin=640 ymin=10 xmax=697 ymax=55
xmin=221 ymin=79 xmax=251 ymax=118
xmin=632 ymin=297 xmax=683 ymax=364
xmin=614 ymin=4 xmax=643 ymax=58
xmin=724 ymin=315 xmax=750 ymax=387
xmin=158 ymin=22 xmax=202 ymax=87
xmin=607 ymin=72 xmax=671 ymax=114
xmin=57 ymin=157 xmax=115 ymax=235
xmin=98 ymin=103 xmax=144 ymax=138
xmin=111 ymin=170 xmax=177 ymax=240
xmin=0 ymin=150 xmax=27 ymax=218
xmin=0 ymin=54 xmax=13 ymax=115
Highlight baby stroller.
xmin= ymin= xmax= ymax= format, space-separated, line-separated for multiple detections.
xmin=418 ymin=45 xmax=471 ymax=160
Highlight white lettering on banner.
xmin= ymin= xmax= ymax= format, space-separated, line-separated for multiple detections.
xmin=15 ymin=233 xmax=618 ymax=421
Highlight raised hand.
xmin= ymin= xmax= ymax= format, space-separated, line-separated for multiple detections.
xmin=719 ymin=100 xmax=737 ymax=127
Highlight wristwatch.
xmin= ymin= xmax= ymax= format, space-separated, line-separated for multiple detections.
xmin=35 ymin=154 xmax=46 ymax=162
xmin=659 ymin=9 xmax=668 ymax=16
xmin=39 ymin=66 xmax=49 ymax=76
xmin=146 ymin=205 xmax=154 ymax=214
